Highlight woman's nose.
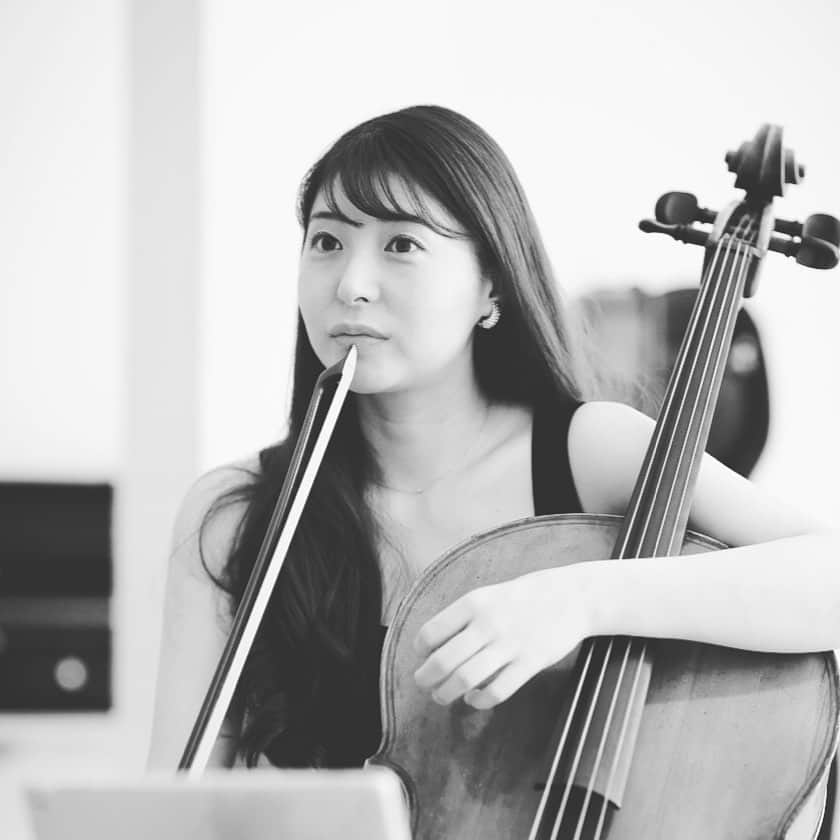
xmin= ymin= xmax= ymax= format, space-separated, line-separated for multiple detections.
xmin=335 ymin=251 xmax=380 ymax=304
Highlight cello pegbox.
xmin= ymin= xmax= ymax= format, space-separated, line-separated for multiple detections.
xmin=725 ymin=125 xmax=805 ymax=198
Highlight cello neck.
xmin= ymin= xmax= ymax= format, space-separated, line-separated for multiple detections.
xmin=611 ymin=229 xmax=758 ymax=561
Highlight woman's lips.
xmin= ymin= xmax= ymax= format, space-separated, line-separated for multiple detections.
xmin=328 ymin=324 xmax=388 ymax=344
xmin=331 ymin=332 xmax=386 ymax=346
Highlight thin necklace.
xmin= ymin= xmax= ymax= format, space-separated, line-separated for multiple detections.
xmin=371 ymin=403 xmax=492 ymax=496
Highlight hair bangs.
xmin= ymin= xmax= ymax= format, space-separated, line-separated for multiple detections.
xmin=301 ymin=130 xmax=466 ymax=239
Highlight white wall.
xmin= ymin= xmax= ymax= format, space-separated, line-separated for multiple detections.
xmin=201 ymin=0 xmax=840 ymax=524
xmin=0 ymin=0 xmax=124 ymax=481
xmin=0 ymin=0 xmax=202 ymax=826
xmin=0 ymin=3 xmax=129 ymax=836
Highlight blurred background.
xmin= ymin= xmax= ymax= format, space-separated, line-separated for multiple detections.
xmin=2 ymin=0 xmax=839 ymax=836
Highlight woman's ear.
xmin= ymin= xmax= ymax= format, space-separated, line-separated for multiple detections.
xmin=480 ymin=273 xmax=497 ymax=303
xmin=476 ymin=279 xmax=495 ymax=319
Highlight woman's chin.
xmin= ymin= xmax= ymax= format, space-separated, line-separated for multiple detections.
xmin=312 ymin=343 xmax=406 ymax=395
xmin=343 ymin=360 xmax=405 ymax=395
xmin=348 ymin=372 xmax=399 ymax=396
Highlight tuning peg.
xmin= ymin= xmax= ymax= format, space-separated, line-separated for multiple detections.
xmin=796 ymin=213 xmax=840 ymax=269
xmin=639 ymin=218 xmax=709 ymax=247
xmin=802 ymin=213 xmax=840 ymax=247
xmin=796 ymin=239 xmax=839 ymax=270
xmin=774 ymin=217 xmax=803 ymax=238
xmin=654 ymin=192 xmax=716 ymax=226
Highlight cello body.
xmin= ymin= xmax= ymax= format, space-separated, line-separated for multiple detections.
xmin=369 ymin=515 xmax=840 ymax=839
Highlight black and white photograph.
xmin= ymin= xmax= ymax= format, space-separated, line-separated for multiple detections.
xmin=2 ymin=1 xmax=840 ymax=837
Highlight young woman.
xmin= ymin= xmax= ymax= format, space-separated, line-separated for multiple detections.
xmin=147 ymin=104 xmax=840 ymax=775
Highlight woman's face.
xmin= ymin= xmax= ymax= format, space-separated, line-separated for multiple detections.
xmin=298 ymin=178 xmax=493 ymax=396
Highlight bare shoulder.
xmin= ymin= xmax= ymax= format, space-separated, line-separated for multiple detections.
xmin=566 ymin=399 xmax=823 ymax=545
xmin=567 ymin=400 xmax=654 ymax=516
xmin=170 ymin=454 xmax=261 ymax=580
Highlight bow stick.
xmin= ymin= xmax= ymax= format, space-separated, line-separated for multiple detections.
xmin=178 ymin=346 xmax=358 ymax=776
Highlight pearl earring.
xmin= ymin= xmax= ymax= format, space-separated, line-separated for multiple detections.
xmin=478 ymin=300 xmax=501 ymax=330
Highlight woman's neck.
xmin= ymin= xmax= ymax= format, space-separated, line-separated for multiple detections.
xmin=356 ymin=372 xmax=492 ymax=495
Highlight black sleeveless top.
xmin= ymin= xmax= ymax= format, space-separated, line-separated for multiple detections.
xmin=266 ymin=396 xmax=583 ymax=768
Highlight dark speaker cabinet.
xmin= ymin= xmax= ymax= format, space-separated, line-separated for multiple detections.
xmin=0 ymin=482 xmax=112 ymax=711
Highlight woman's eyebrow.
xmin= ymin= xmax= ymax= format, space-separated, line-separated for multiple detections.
xmin=310 ymin=209 xmax=443 ymax=232
xmin=310 ymin=210 xmax=364 ymax=228
xmin=385 ymin=213 xmax=440 ymax=231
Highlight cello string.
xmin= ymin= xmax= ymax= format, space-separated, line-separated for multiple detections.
xmin=585 ymin=223 xmax=755 ymax=840
xmin=651 ymin=232 xmax=754 ymax=556
xmin=591 ymin=640 xmax=648 ymax=840
xmin=526 ymin=640 xmax=598 ymax=840
xmin=663 ymin=234 xmax=754 ymax=556
xmin=541 ymin=225 xmax=738 ymax=837
xmin=547 ymin=216 xmax=751 ymax=838
xmin=567 ymin=641 xmax=632 ymax=840
xmin=588 ymin=235 xmax=753 ymax=840
xmin=542 ymin=638 xmax=616 ymax=838
xmin=620 ymin=218 xmax=751 ymax=560
xmin=589 ymin=225 xmax=753 ymax=833
xmin=580 ymin=230 xmax=746 ymax=839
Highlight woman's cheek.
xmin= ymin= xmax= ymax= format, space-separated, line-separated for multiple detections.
xmin=297 ymin=304 xmax=333 ymax=369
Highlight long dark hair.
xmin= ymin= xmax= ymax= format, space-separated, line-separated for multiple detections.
xmin=201 ymin=104 xmax=596 ymax=767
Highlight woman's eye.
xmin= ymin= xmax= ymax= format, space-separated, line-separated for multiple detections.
xmin=310 ymin=232 xmax=341 ymax=252
xmin=385 ymin=235 xmax=422 ymax=254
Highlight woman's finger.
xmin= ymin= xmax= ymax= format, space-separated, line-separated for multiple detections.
xmin=414 ymin=623 xmax=488 ymax=689
xmin=414 ymin=593 xmax=478 ymax=658
xmin=430 ymin=642 xmax=514 ymax=705
xmin=463 ymin=660 xmax=535 ymax=709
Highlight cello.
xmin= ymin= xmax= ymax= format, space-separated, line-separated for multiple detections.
xmin=366 ymin=125 xmax=840 ymax=839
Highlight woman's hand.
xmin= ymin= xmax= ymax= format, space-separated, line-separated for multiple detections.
xmin=413 ymin=564 xmax=598 ymax=710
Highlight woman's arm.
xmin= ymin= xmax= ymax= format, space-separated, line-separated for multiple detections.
xmin=585 ymin=532 xmax=840 ymax=653
xmin=569 ymin=399 xmax=840 ymax=653
xmin=146 ymin=466 xmax=251 ymax=771
xmin=414 ymin=400 xmax=840 ymax=709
